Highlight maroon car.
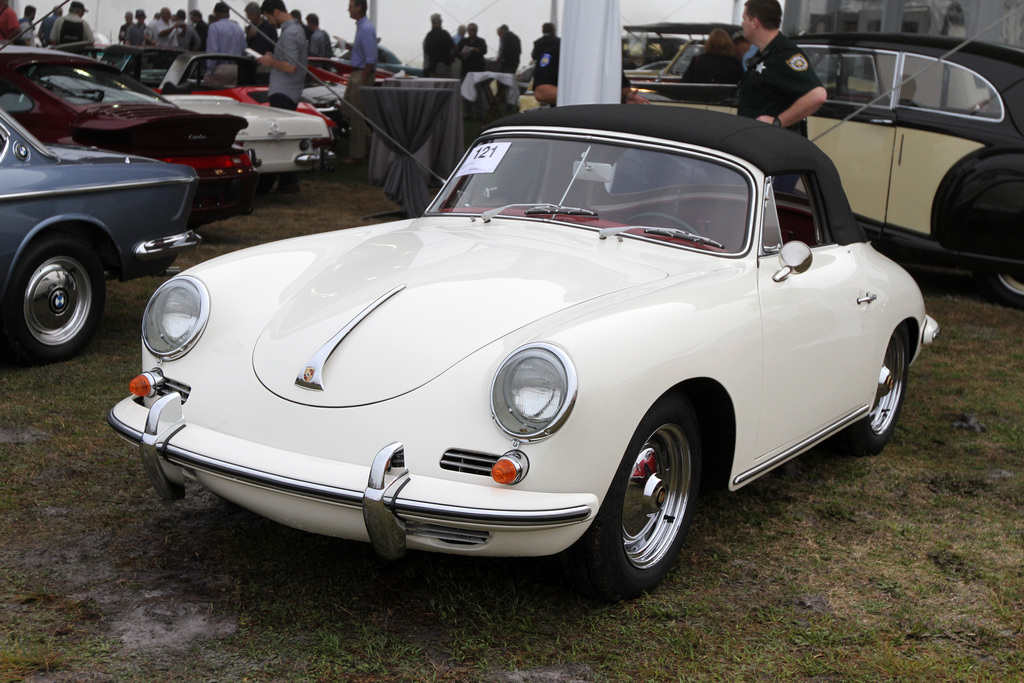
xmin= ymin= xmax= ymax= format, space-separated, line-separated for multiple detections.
xmin=0 ymin=47 xmax=257 ymax=226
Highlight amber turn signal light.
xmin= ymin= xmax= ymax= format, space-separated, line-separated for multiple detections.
xmin=129 ymin=371 xmax=163 ymax=398
xmin=491 ymin=451 xmax=529 ymax=485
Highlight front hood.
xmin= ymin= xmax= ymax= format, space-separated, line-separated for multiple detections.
xmin=70 ymin=104 xmax=247 ymax=155
xmin=251 ymin=220 xmax=668 ymax=407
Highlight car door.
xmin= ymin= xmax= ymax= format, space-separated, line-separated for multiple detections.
xmin=802 ymin=45 xmax=899 ymax=227
xmin=886 ymin=53 xmax=990 ymax=234
xmin=754 ymin=175 xmax=878 ymax=464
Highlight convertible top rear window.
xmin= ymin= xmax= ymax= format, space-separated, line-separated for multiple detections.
xmin=430 ymin=136 xmax=753 ymax=255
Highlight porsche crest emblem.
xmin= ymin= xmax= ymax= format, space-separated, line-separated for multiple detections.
xmin=303 ymin=366 xmax=315 ymax=383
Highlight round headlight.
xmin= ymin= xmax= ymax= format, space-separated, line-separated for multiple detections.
xmin=142 ymin=275 xmax=210 ymax=360
xmin=490 ymin=343 xmax=577 ymax=440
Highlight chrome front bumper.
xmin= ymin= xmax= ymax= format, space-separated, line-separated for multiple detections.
xmin=133 ymin=229 xmax=202 ymax=262
xmin=107 ymin=392 xmax=593 ymax=558
xmin=297 ymin=148 xmax=337 ymax=171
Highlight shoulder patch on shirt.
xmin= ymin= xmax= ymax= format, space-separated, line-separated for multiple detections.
xmin=786 ymin=54 xmax=809 ymax=71
xmin=539 ymin=53 xmax=551 ymax=67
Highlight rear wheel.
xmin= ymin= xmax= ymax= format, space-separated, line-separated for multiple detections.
xmin=561 ymin=396 xmax=701 ymax=601
xmin=0 ymin=234 xmax=105 ymax=364
xmin=974 ymin=272 xmax=1024 ymax=311
xmin=837 ymin=324 xmax=909 ymax=455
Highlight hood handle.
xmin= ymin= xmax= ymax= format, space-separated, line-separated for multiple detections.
xmin=295 ymin=284 xmax=406 ymax=391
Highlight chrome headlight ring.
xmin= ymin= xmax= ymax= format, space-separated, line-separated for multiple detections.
xmin=142 ymin=275 xmax=210 ymax=361
xmin=490 ymin=343 xmax=577 ymax=441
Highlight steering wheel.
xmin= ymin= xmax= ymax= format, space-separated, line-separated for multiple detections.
xmin=627 ymin=212 xmax=701 ymax=235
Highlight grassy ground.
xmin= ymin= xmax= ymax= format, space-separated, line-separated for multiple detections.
xmin=1 ymin=156 xmax=1022 ymax=682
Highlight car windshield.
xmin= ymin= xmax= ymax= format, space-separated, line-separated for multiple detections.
xmin=18 ymin=63 xmax=168 ymax=106
xmin=429 ymin=136 xmax=753 ymax=254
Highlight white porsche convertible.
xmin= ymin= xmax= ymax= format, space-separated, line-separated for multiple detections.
xmin=108 ymin=106 xmax=938 ymax=601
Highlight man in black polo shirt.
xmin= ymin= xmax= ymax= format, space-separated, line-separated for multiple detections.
xmin=737 ymin=0 xmax=825 ymax=132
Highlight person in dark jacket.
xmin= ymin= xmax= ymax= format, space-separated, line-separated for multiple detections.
xmin=422 ymin=13 xmax=455 ymax=77
xmin=682 ymin=28 xmax=743 ymax=84
xmin=496 ymin=24 xmax=520 ymax=73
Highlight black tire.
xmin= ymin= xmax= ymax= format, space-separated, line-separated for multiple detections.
xmin=255 ymin=173 xmax=277 ymax=195
xmin=0 ymin=234 xmax=106 ymax=365
xmin=836 ymin=324 xmax=910 ymax=456
xmin=974 ymin=272 xmax=1024 ymax=311
xmin=560 ymin=395 xmax=701 ymax=601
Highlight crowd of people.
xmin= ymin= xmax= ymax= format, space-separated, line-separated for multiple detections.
xmin=1 ymin=0 xmax=332 ymax=56
xmin=2 ymin=0 xmax=824 ymax=162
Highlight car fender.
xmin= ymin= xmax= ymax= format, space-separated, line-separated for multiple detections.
xmin=933 ymin=146 xmax=1024 ymax=276
xmin=1 ymin=213 xmax=114 ymax=298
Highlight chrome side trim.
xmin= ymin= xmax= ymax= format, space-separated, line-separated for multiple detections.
xmin=732 ymin=405 xmax=870 ymax=486
xmin=295 ymin=284 xmax=406 ymax=391
xmin=133 ymin=230 xmax=202 ymax=261
xmin=106 ymin=407 xmax=592 ymax=528
xmin=0 ymin=176 xmax=198 ymax=203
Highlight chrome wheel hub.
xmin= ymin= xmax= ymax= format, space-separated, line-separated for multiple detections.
xmin=24 ymin=257 xmax=92 ymax=345
xmin=621 ymin=425 xmax=691 ymax=569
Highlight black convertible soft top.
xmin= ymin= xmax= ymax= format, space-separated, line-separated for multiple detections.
xmin=487 ymin=105 xmax=866 ymax=245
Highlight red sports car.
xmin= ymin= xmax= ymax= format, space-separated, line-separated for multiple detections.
xmin=0 ymin=47 xmax=257 ymax=227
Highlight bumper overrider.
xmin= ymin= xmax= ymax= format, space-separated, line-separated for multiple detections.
xmin=107 ymin=392 xmax=596 ymax=558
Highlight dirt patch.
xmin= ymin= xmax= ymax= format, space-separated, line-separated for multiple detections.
xmin=6 ymin=489 xmax=238 ymax=656
xmin=0 ymin=427 xmax=49 ymax=444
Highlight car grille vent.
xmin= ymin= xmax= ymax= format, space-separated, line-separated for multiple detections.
xmin=157 ymin=378 xmax=191 ymax=403
xmin=440 ymin=449 xmax=501 ymax=476
xmin=406 ymin=522 xmax=490 ymax=546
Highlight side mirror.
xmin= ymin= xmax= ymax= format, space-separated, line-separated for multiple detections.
xmin=772 ymin=241 xmax=812 ymax=282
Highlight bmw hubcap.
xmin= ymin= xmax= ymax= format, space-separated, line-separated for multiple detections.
xmin=24 ymin=257 xmax=93 ymax=346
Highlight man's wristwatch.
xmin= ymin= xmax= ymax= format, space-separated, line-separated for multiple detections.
xmin=772 ymin=116 xmax=782 ymax=127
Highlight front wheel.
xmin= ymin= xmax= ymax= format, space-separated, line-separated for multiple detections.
xmin=0 ymin=234 xmax=106 ymax=365
xmin=836 ymin=324 xmax=909 ymax=456
xmin=974 ymin=272 xmax=1024 ymax=311
xmin=561 ymin=396 xmax=701 ymax=601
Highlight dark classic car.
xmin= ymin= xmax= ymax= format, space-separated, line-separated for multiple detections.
xmin=0 ymin=107 xmax=198 ymax=364
xmin=797 ymin=34 xmax=1024 ymax=309
xmin=650 ymin=34 xmax=1024 ymax=309
xmin=0 ymin=47 xmax=257 ymax=227
xmin=90 ymin=43 xmax=186 ymax=89
xmin=623 ymin=23 xmax=742 ymax=84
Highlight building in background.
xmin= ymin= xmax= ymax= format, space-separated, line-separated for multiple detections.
xmin=782 ymin=0 xmax=1023 ymax=48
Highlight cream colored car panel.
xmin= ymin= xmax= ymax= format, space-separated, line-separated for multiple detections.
xmin=808 ymin=117 xmax=896 ymax=225
xmin=754 ymin=243 xmax=877 ymax=459
xmin=886 ymin=127 xmax=984 ymax=233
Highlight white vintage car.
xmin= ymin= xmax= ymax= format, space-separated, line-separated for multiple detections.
xmin=164 ymin=94 xmax=336 ymax=180
xmin=108 ymin=106 xmax=939 ymax=600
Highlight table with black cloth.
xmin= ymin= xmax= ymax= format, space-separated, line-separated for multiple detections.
xmin=361 ymin=86 xmax=455 ymax=218
xmin=368 ymin=77 xmax=463 ymax=190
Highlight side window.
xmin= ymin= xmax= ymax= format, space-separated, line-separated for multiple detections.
xmin=761 ymin=181 xmax=783 ymax=255
xmin=771 ymin=175 xmax=825 ymax=247
xmin=804 ymin=46 xmax=897 ymax=107
xmin=0 ymin=78 xmax=33 ymax=114
xmin=899 ymin=55 xmax=1002 ymax=119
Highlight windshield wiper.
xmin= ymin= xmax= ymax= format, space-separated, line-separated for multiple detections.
xmin=642 ymin=227 xmax=724 ymax=249
xmin=524 ymin=205 xmax=597 ymax=217
xmin=478 ymin=202 xmax=597 ymax=222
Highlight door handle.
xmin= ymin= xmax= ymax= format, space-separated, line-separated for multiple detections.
xmin=857 ymin=293 xmax=878 ymax=305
